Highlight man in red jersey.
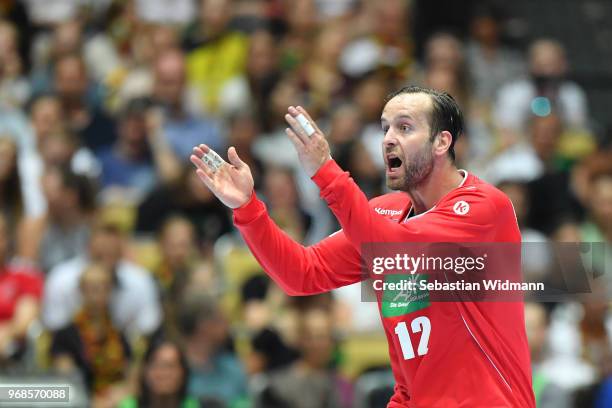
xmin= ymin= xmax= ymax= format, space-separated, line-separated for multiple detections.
xmin=190 ymin=86 xmax=536 ymax=407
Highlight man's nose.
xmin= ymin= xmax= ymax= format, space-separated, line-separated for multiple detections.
xmin=383 ymin=131 xmax=397 ymax=149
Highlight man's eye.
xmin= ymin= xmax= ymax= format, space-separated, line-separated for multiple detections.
xmin=382 ymin=126 xmax=390 ymax=134
xmin=400 ymin=124 xmax=411 ymax=132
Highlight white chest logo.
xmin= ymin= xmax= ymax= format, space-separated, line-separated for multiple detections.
xmin=453 ymin=200 xmax=470 ymax=215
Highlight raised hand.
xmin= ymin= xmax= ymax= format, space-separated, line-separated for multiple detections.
xmin=190 ymin=144 xmax=254 ymax=209
xmin=284 ymin=106 xmax=332 ymax=177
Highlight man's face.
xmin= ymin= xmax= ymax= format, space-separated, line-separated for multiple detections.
xmin=161 ymin=221 xmax=195 ymax=269
xmin=54 ymin=57 xmax=88 ymax=102
xmin=154 ymin=53 xmax=186 ymax=107
xmin=381 ymin=93 xmax=436 ymax=191
xmin=31 ymin=98 xmax=62 ymax=139
xmin=89 ymin=230 xmax=123 ymax=269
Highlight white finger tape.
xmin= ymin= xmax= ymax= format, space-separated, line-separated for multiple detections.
xmin=202 ymin=150 xmax=224 ymax=172
xmin=296 ymin=113 xmax=316 ymax=136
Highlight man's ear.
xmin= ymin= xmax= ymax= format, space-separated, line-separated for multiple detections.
xmin=433 ymin=130 xmax=453 ymax=157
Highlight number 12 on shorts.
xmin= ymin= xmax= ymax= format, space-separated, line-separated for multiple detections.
xmin=394 ymin=316 xmax=431 ymax=360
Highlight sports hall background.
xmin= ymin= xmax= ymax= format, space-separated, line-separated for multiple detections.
xmin=0 ymin=0 xmax=611 ymax=407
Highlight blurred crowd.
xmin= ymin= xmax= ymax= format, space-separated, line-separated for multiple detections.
xmin=0 ymin=0 xmax=611 ymax=407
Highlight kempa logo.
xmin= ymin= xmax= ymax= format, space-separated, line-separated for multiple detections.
xmin=375 ymin=207 xmax=402 ymax=216
xmin=453 ymin=200 xmax=470 ymax=215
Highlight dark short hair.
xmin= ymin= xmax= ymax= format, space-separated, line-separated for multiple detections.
xmin=384 ymin=86 xmax=464 ymax=161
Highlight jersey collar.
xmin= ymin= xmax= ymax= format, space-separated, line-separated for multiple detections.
xmin=402 ymin=169 xmax=469 ymax=223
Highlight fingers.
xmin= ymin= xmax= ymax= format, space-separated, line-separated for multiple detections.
xmin=190 ymin=154 xmax=216 ymax=189
xmin=284 ymin=111 xmax=310 ymax=145
xmin=192 ymin=144 xmax=227 ymax=173
xmin=295 ymin=106 xmax=323 ymax=134
xmin=285 ymin=127 xmax=305 ymax=150
xmin=195 ymin=168 xmax=214 ymax=189
xmin=190 ymin=153 xmax=214 ymax=178
xmin=227 ymin=146 xmax=248 ymax=170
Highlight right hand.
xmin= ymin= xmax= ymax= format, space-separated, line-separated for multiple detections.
xmin=190 ymin=144 xmax=254 ymax=209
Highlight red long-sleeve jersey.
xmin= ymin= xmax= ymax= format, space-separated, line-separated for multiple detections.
xmin=233 ymin=160 xmax=535 ymax=407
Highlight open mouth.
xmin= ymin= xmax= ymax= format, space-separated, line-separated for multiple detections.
xmin=387 ymin=156 xmax=403 ymax=170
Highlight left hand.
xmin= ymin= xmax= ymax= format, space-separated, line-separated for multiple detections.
xmin=284 ymin=106 xmax=331 ymax=177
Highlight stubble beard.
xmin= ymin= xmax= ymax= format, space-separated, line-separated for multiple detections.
xmin=386 ymin=140 xmax=434 ymax=192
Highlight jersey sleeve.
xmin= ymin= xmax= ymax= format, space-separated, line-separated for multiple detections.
xmin=233 ymin=192 xmax=364 ymax=296
xmin=312 ymin=160 xmax=499 ymax=244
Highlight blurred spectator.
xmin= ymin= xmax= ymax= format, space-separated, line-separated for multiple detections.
xmin=52 ymin=54 xmax=117 ymax=152
xmin=299 ymin=23 xmax=349 ymax=115
xmin=484 ymin=113 xmax=583 ymax=233
xmin=423 ymin=32 xmax=465 ymax=79
xmin=524 ymin=302 xmax=572 ymax=408
xmin=28 ymin=16 xmax=122 ymax=92
xmin=224 ymin=110 xmax=263 ymax=187
xmin=0 ymin=1 xmax=32 ymax=71
xmin=329 ymin=103 xmax=382 ymax=198
xmin=255 ymin=308 xmax=352 ymax=408
xmin=354 ymin=73 xmax=390 ymax=172
xmin=29 ymin=20 xmax=84 ymax=92
xmin=247 ymin=327 xmax=298 ymax=376
xmin=97 ymin=99 xmax=159 ymax=203
xmin=0 ymin=213 xmax=43 ymax=364
xmin=136 ymin=165 xmax=233 ymax=246
xmin=220 ymin=29 xmax=281 ymax=124
xmin=152 ymin=48 xmax=224 ymax=160
xmin=486 ymin=113 xmax=563 ymax=185
xmin=494 ymin=38 xmax=589 ymax=140
xmin=0 ymin=20 xmax=31 ymax=108
xmin=507 ymin=114 xmax=585 ymax=234
xmin=240 ymin=273 xmax=287 ymax=333
xmin=579 ymin=153 xmax=612 ymax=275
xmin=114 ymin=24 xmax=181 ymax=107
xmin=184 ymin=0 xmax=249 ymax=114
xmin=465 ymin=6 xmax=525 ymax=104
xmin=253 ymin=75 xmax=334 ymax=241
xmin=151 ymin=216 xmax=220 ymax=339
xmin=50 ymin=262 xmax=133 ymax=405
xmin=278 ymin=0 xmax=318 ymax=73
xmin=19 ymin=95 xmax=100 ymax=218
xmin=580 ymin=156 xmax=612 ymax=243
xmin=17 ymin=166 xmax=95 ymax=272
xmin=339 ymin=0 xmax=413 ymax=81
xmin=0 ymin=0 xmax=611 ymax=405
xmin=252 ymin=75 xmax=306 ymax=171
xmin=154 ymin=216 xmax=200 ymax=295
xmin=496 ymin=181 xmax=551 ymax=281
xmin=118 ymin=338 xmax=203 ymax=408
xmin=0 ymin=137 xmax=24 ymax=239
xmin=42 ymin=221 xmax=162 ymax=338
xmin=262 ymin=166 xmax=311 ymax=242
xmin=179 ymin=295 xmax=248 ymax=405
